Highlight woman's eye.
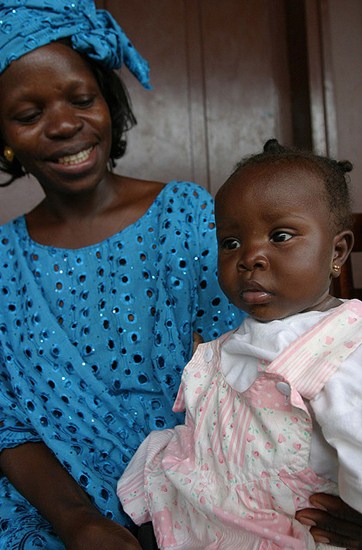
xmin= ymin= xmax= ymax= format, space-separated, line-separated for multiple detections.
xmin=271 ymin=231 xmax=293 ymax=243
xmin=15 ymin=111 xmax=41 ymax=124
xmin=220 ymin=238 xmax=240 ymax=250
xmin=72 ymin=96 xmax=95 ymax=108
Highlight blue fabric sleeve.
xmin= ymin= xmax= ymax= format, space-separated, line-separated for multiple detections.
xmin=0 ymin=344 xmax=41 ymax=453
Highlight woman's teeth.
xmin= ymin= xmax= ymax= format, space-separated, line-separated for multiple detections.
xmin=58 ymin=147 xmax=92 ymax=165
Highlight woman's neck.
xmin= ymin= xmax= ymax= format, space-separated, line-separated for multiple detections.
xmin=24 ymin=175 xmax=165 ymax=248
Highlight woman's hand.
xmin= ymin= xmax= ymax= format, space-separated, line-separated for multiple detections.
xmin=65 ymin=513 xmax=141 ymax=550
xmin=296 ymin=493 xmax=362 ymax=549
xmin=0 ymin=442 xmax=142 ymax=550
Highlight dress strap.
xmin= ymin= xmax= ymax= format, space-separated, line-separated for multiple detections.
xmin=266 ymin=300 xmax=362 ymax=399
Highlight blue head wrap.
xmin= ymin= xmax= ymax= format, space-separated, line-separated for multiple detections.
xmin=0 ymin=0 xmax=151 ymax=88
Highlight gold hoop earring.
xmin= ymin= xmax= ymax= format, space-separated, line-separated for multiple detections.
xmin=4 ymin=146 xmax=14 ymax=163
xmin=332 ymin=264 xmax=341 ymax=273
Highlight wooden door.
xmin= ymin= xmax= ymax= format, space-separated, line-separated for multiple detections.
xmin=102 ymin=0 xmax=292 ymax=195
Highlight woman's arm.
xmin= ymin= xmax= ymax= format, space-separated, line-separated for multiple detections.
xmin=0 ymin=441 xmax=141 ymax=550
xmin=296 ymin=493 xmax=362 ymax=549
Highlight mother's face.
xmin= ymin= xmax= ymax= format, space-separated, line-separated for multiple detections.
xmin=0 ymin=41 xmax=113 ymax=196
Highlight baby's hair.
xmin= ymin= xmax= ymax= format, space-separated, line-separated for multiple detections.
xmin=0 ymin=40 xmax=137 ymax=186
xmin=229 ymin=138 xmax=353 ymax=231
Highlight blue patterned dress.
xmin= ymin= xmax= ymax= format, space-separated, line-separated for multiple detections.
xmin=0 ymin=182 xmax=244 ymax=548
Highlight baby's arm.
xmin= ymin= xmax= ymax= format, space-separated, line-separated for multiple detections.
xmin=310 ymin=346 xmax=362 ymax=513
xmin=300 ymin=345 xmax=362 ymax=546
xmin=0 ymin=442 xmax=141 ymax=550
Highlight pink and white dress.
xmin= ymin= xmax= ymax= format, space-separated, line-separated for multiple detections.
xmin=118 ymin=300 xmax=362 ymax=549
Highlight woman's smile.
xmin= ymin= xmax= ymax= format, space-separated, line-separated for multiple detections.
xmin=45 ymin=145 xmax=98 ymax=177
xmin=57 ymin=146 xmax=93 ymax=166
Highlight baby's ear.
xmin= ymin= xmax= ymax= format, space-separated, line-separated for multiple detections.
xmin=331 ymin=230 xmax=354 ymax=276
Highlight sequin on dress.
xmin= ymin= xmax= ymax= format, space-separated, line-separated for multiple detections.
xmin=0 ymin=181 xmax=244 ymax=548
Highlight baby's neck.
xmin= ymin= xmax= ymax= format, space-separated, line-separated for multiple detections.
xmin=307 ymin=295 xmax=342 ymax=313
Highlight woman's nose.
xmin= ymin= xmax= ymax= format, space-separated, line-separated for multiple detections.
xmin=45 ymin=106 xmax=83 ymax=139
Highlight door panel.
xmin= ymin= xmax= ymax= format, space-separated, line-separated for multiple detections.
xmin=106 ymin=0 xmax=292 ymax=194
xmin=199 ymin=0 xmax=292 ymax=193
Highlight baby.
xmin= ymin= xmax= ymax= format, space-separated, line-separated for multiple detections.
xmin=118 ymin=139 xmax=362 ymax=549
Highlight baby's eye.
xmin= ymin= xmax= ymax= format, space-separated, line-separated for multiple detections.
xmin=220 ymin=238 xmax=240 ymax=250
xmin=271 ymin=231 xmax=293 ymax=243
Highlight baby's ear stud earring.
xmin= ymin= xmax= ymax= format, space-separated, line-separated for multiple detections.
xmin=332 ymin=264 xmax=341 ymax=273
xmin=4 ymin=146 xmax=14 ymax=162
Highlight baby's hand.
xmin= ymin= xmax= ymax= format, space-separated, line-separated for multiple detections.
xmin=296 ymin=493 xmax=362 ymax=548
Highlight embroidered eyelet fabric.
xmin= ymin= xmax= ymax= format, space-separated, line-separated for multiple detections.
xmin=0 ymin=181 xmax=244 ymax=547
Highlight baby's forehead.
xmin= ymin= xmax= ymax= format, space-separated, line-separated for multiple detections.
xmin=219 ymin=160 xmax=326 ymax=202
xmin=236 ymin=158 xmax=322 ymax=182
xmin=215 ymin=161 xmax=331 ymax=223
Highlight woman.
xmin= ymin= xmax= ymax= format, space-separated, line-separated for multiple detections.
xmin=0 ymin=1 xmax=359 ymax=548
xmin=0 ymin=1 xmax=244 ymax=548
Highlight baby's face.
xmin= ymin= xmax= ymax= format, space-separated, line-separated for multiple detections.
xmin=215 ymin=162 xmax=337 ymax=322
